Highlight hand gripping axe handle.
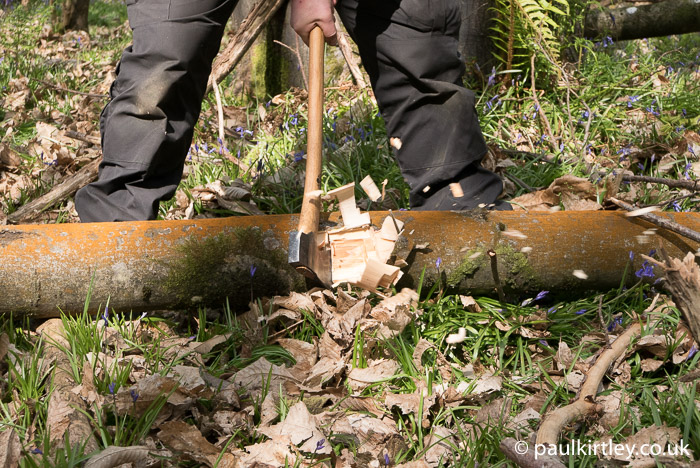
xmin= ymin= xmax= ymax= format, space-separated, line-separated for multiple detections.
xmin=288 ymin=27 xmax=332 ymax=287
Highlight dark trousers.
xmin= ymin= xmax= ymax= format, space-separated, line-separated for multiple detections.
xmin=75 ymin=0 xmax=506 ymax=222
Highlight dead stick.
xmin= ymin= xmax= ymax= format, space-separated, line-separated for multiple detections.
xmin=622 ymin=174 xmax=700 ymax=191
xmin=487 ymin=249 xmax=506 ymax=304
xmin=609 ymin=197 xmax=700 ymax=244
xmin=207 ymin=0 xmax=286 ymax=94
xmin=536 ymin=322 xmax=642 ymax=446
xmin=31 ymin=78 xmax=108 ymax=99
xmin=64 ymin=130 xmax=100 ymax=146
xmin=334 ymin=12 xmax=368 ymax=89
xmin=212 ymin=77 xmax=225 ymax=144
xmin=7 ymin=159 xmax=100 ymax=224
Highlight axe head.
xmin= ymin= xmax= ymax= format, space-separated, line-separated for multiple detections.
xmin=288 ymin=230 xmax=332 ymax=288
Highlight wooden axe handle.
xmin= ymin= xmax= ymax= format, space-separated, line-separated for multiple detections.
xmin=298 ymin=27 xmax=325 ymax=234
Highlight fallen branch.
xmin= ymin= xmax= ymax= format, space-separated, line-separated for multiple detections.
xmin=64 ymin=130 xmax=101 ymax=146
xmin=31 ymin=78 xmax=108 ymax=99
xmin=536 ymin=322 xmax=642 ymax=446
xmin=621 ymin=174 xmax=700 ymax=191
xmin=206 ymin=0 xmax=287 ymax=94
xmin=609 ymin=197 xmax=700 ymax=244
xmin=7 ymin=158 xmax=100 ymax=224
xmin=334 ymin=12 xmax=368 ymax=89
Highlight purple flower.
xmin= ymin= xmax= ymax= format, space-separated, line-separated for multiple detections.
xmin=294 ymin=151 xmax=305 ymax=162
xmin=130 ymin=389 xmax=139 ymax=403
xmin=627 ymin=95 xmax=640 ymax=108
xmin=629 ymin=251 xmax=634 ymax=261
xmin=108 ymin=382 xmax=116 ymax=395
xmin=487 ymin=67 xmax=497 ymax=87
xmin=689 ymin=145 xmax=697 ymax=157
xmin=435 ymin=257 xmax=442 ymax=269
xmin=576 ymin=309 xmax=587 ymax=315
xmin=539 ymin=339 xmax=549 ymax=347
xmin=30 ymin=447 xmax=43 ymax=455
xmin=102 ymin=306 xmax=109 ymax=324
xmin=547 ymin=306 xmax=557 ymax=314
xmin=687 ymin=344 xmax=698 ymax=361
xmin=535 ymin=290 xmax=549 ymax=301
xmin=635 ymin=261 xmax=654 ymax=279
xmin=384 ymin=454 xmax=391 ymax=466
xmin=250 ymin=265 xmax=257 ymax=278
xmin=315 ymin=438 xmax=325 ymax=452
xmin=607 ymin=316 xmax=623 ymax=332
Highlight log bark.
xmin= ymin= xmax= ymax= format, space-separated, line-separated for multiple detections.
xmin=655 ymin=251 xmax=700 ymax=345
xmin=584 ymin=0 xmax=700 ymax=40
xmin=61 ymin=0 xmax=90 ymax=32
xmin=2 ymin=211 xmax=700 ymax=318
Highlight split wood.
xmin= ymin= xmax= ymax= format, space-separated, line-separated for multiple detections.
xmin=206 ymin=0 xmax=287 ymax=94
xmin=609 ymin=197 xmax=700 ymax=244
xmin=536 ymin=322 xmax=642 ymax=446
xmin=7 ymin=158 xmax=100 ymax=224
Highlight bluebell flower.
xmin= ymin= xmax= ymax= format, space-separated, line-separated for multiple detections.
xmin=547 ymin=306 xmax=557 ymax=314
xmin=629 ymin=251 xmax=634 ymax=261
xmin=250 ymin=265 xmax=257 ymax=278
xmin=315 ymin=438 xmax=325 ymax=452
xmin=294 ymin=151 xmax=305 ymax=162
xmin=635 ymin=261 xmax=654 ymax=278
xmin=130 ymin=389 xmax=139 ymax=403
xmin=575 ymin=309 xmax=587 ymax=315
xmin=607 ymin=316 xmax=623 ymax=332
xmin=108 ymin=382 xmax=116 ymax=395
xmin=687 ymin=344 xmax=698 ymax=361
xmin=487 ymin=67 xmax=497 ymax=87
xmin=627 ymin=95 xmax=640 ymax=108
xmin=539 ymin=340 xmax=549 ymax=347
xmin=30 ymin=448 xmax=43 ymax=455
xmin=689 ymin=145 xmax=697 ymax=157
xmin=535 ymin=290 xmax=549 ymax=301
xmin=435 ymin=257 xmax=442 ymax=269
xmin=384 ymin=454 xmax=391 ymax=466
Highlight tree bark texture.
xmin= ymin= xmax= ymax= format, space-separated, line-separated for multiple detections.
xmin=2 ymin=211 xmax=700 ymax=318
xmin=584 ymin=0 xmax=700 ymax=40
xmin=61 ymin=0 xmax=89 ymax=32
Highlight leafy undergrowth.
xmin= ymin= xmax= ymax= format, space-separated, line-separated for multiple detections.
xmin=1 ymin=0 xmax=700 ymax=467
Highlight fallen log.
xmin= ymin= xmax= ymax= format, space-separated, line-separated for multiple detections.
xmin=1 ymin=211 xmax=700 ymax=318
xmin=584 ymin=0 xmax=700 ymax=40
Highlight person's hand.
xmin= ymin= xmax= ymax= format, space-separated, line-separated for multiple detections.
xmin=290 ymin=0 xmax=338 ymax=46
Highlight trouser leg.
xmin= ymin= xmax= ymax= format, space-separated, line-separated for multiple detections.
xmin=336 ymin=0 xmax=510 ymax=210
xmin=75 ymin=0 xmax=237 ymax=222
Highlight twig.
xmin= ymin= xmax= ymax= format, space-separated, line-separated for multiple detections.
xmin=211 ymin=77 xmax=225 ymax=144
xmin=31 ymin=78 xmax=108 ymax=99
xmin=529 ymin=55 xmax=558 ymax=154
xmin=621 ymin=174 xmax=700 ymax=191
xmin=273 ymin=38 xmax=308 ymax=90
xmin=334 ymin=12 xmax=367 ymax=88
xmin=536 ymin=322 xmax=643 ymax=446
xmin=487 ymin=249 xmax=506 ymax=304
xmin=609 ymin=197 xmax=700 ymax=244
xmin=504 ymin=172 xmax=536 ymax=192
xmin=64 ymin=130 xmax=100 ymax=146
xmin=7 ymin=159 xmax=100 ymax=224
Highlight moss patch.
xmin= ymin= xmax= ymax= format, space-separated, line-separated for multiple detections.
xmin=446 ymin=248 xmax=488 ymax=287
xmin=163 ymin=228 xmax=305 ymax=310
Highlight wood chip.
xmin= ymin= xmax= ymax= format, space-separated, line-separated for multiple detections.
xmin=360 ymin=175 xmax=382 ymax=201
xmin=449 ymin=182 xmax=464 ymax=198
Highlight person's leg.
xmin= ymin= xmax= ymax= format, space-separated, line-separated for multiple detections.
xmin=75 ymin=0 xmax=237 ymax=222
xmin=336 ymin=0 xmax=510 ymax=210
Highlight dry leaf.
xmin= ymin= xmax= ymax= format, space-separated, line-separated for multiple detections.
xmin=423 ymin=426 xmax=455 ymax=467
xmin=258 ymin=401 xmax=330 ymax=454
xmin=0 ymin=143 xmax=21 ymax=167
xmin=239 ymin=436 xmax=300 ymax=466
xmin=0 ymin=429 xmax=21 ymax=468
xmin=157 ymin=420 xmax=237 ymax=468
xmin=232 ymin=357 xmax=300 ymax=397
xmin=347 ymin=359 xmax=399 ymax=391
xmin=84 ymin=445 xmax=150 ymax=468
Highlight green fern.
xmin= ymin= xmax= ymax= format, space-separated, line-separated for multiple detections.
xmin=489 ymin=0 xmax=570 ymax=76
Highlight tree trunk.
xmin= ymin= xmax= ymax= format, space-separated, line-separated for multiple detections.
xmin=460 ymin=0 xmax=497 ymax=74
xmin=62 ymin=0 xmax=89 ymax=33
xmin=2 ymin=211 xmax=700 ymax=318
xmin=584 ymin=0 xmax=700 ymax=40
